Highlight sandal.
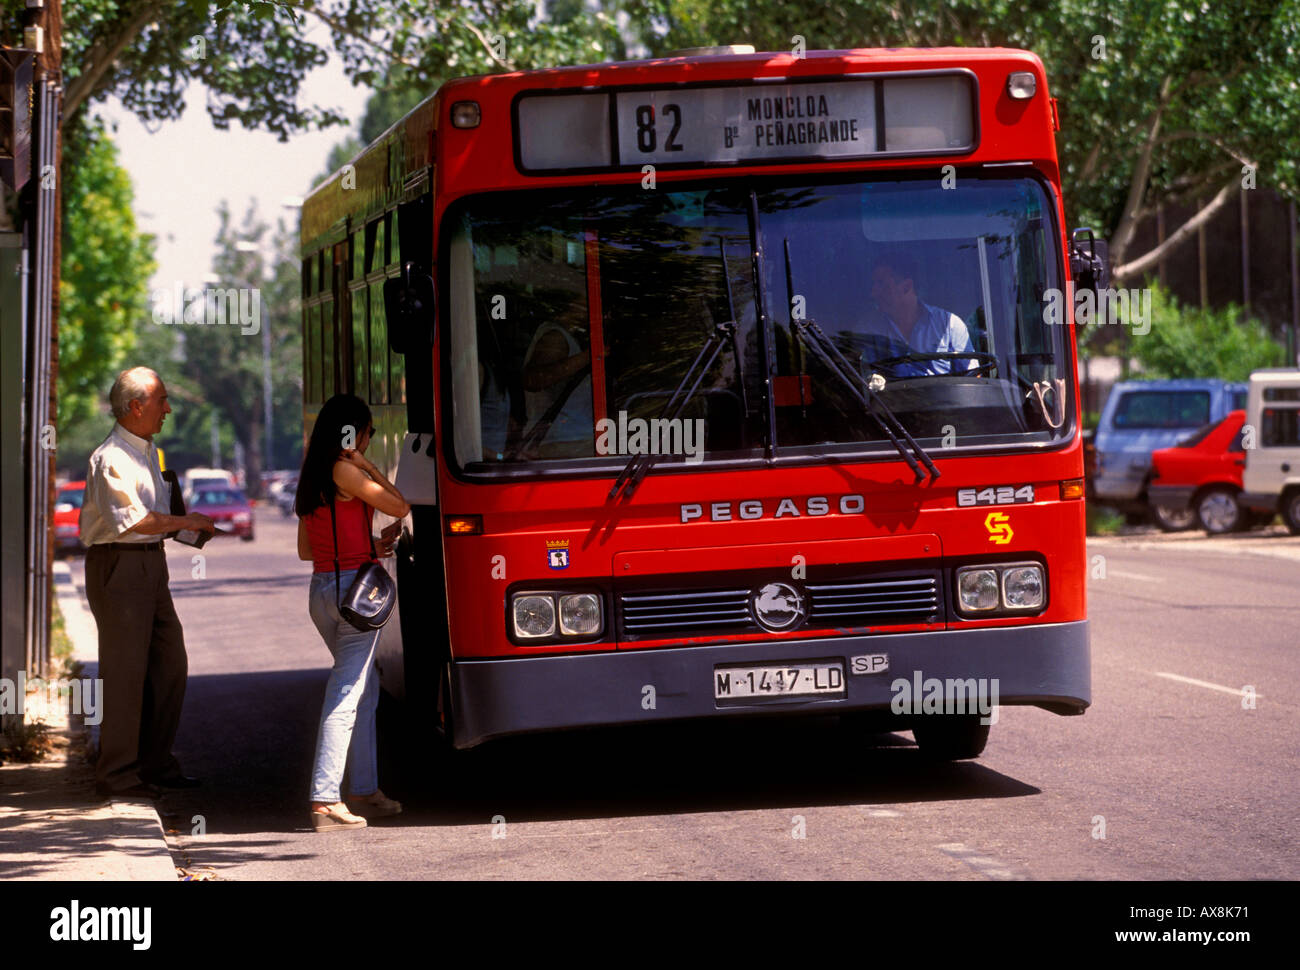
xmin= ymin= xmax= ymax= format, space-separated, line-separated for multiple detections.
xmin=346 ymin=790 xmax=402 ymax=819
xmin=311 ymin=802 xmax=367 ymax=831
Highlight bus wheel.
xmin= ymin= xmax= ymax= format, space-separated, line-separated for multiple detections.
xmin=1282 ymin=491 xmax=1300 ymax=535
xmin=912 ymin=715 xmax=990 ymax=761
xmin=1195 ymin=487 xmax=1243 ymax=534
xmin=1150 ymin=503 xmax=1195 ymax=532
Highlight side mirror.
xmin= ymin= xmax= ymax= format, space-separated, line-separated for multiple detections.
xmin=384 ymin=261 xmax=436 ymax=355
xmin=1070 ymin=227 xmax=1110 ymax=293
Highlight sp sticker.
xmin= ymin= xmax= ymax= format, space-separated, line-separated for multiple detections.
xmin=849 ymin=654 xmax=889 ymax=675
xmin=985 ymin=512 xmax=1014 ymax=545
xmin=546 ymin=539 xmax=570 ymax=570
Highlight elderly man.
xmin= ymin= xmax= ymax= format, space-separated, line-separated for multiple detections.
xmin=80 ymin=366 xmax=215 ymax=798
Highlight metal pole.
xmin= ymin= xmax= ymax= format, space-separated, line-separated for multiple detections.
xmin=263 ymin=293 xmax=273 ymax=470
xmin=1240 ymin=188 xmax=1250 ymax=311
xmin=1290 ymin=200 xmax=1298 ymax=367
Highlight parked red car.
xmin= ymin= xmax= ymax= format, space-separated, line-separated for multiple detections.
xmin=189 ymin=485 xmax=256 ymax=541
xmin=54 ymin=480 xmax=86 ymax=554
xmin=1149 ymin=410 xmax=1270 ymax=534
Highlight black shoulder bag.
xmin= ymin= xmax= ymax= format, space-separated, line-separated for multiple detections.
xmin=329 ymin=498 xmax=397 ymax=631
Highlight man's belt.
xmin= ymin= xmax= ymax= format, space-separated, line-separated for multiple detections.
xmin=92 ymin=541 xmax=164 ymax=551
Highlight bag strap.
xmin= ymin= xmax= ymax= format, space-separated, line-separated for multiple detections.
xmin=329 ymin=496 xmax=343 ymax=613
xmin=364 ymin=504 xmax=378 ymax=563
xmin=329 ymin=494 xmax=380 ymax=612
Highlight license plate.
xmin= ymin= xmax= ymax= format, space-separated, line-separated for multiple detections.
xmin=714 ymin=662 xmax=845 ymax=699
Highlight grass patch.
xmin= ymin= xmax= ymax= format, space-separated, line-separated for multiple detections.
xmin=48 ymin=597 xmax=82 ymax=680
xmin=51 ymin=597 xmax=73 ymax=660
xmin=0 ymin=717 xmax=53 ymax=764
xmin=1087 ymin=503 xmax=1125 ymax=536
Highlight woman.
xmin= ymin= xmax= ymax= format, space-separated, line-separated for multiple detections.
xmin=295 ymin=393 xmax=410 ymax=831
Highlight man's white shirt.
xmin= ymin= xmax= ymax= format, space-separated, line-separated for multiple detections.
xmin=80 ymin=423 xmax=173 ymax=546
xmin=879 ymin=301 xmax=976 ymax=376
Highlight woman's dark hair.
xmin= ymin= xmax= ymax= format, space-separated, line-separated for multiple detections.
xmin=295 ymin=393 xmax=372 ymax=517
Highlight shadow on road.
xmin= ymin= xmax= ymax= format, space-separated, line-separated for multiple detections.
xmin=160 ymin=668 xmax=1039 ymax=848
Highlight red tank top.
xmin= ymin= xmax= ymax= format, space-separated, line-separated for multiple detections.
xmin=303 ymin=495 xmax=374 ymax=573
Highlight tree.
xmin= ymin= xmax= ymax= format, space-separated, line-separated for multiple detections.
xmin=173 ymin=202 xmax=302 ymax=495
xmin=1128 ymin=283 xmax=1285 ymax=380
xmin=619 ymin=0 xmax=1300 ymax=286
xmin=55 ymin=123 xmax=157 ymax=475
xmin=0 ymin=0 xmax=349 ymax=138
xmin=309 ymin=0 xmax=629 ymax=92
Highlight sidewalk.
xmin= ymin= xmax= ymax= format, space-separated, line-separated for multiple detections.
xmin=0 ymin=560 xmax=176 ymax=881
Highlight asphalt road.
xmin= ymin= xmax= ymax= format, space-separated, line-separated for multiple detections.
xmin=66 ymin=515 xmax=1300 ymax=880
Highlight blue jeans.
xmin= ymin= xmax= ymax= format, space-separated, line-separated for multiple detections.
xmin=308 ymin=569 xmax=381 ymax=803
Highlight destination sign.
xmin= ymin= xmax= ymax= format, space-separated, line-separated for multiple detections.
xmin=614 ymin=81 xmax=875 ymax=165
xmin=515 ymin=74 xmax=974 ymax=172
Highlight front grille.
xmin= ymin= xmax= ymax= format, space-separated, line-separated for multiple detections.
xmin=621 ymin=588 xmax=753 ymax=635
xmin=617 ymin=571 xmax=941 ymax=640
xmin=806 ymin=576 xmax=939 ymax=622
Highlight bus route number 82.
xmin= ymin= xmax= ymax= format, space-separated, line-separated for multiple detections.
xmin=635 ymin=104 xmax=685 ymax=153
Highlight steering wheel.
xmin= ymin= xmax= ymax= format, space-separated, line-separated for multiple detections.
xmin=866 ymin=351 xmax=999 ymax=378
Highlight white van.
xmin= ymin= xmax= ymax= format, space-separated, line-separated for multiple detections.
xmin=182 ymin=467 xmax=236 ymax=505
xmin=1239 ymin=369 xmax=1300 ymax=534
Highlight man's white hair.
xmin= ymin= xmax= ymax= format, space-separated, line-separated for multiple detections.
xmin=109 ymin=366 xmax=160 ymax=419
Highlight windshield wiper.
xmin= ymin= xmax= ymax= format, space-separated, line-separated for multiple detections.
xmin=607 ymin=319 xmax=734 ymax=502
xmin=608 ymin=238 xmax=746 ymax=502
xmin=783 ymin=239 xmax=940 ymax=485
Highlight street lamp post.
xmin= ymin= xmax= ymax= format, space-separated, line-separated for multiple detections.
xmin=235 ymin=240 xmax=274 ymax=475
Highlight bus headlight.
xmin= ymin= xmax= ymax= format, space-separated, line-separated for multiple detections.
xmin=1007 ymin=72 xmax=1036 ymax=99
xmin=957 ymin=568 xmax=999 ymax=612
xmin=955 ymin=562 xmax=1046 ymax=616
xmin=559 ymin=593 xmax=602 ymax=636
xmin=1002 ymin=566 xmax=1044 ymax=610
xmin=512 ymin=595 xmax=556 ymax=638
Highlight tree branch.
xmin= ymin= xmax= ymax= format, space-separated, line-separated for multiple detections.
xmin=456 ymin=16 xmax=517 ymax=73
xmin=1079 ymin=141 xmax=1102 ymax=184
xmin=1154 ymin=130 xmax=1257 ymax=169
xmin=1112 ymin=176 xmax=1239 ymax=283
xmin=1164 ymin=160 xmax=1238 ymax=205
xmin=1110 ymin=76 xmax=1174 ymax=268
xmin=298 ymin=2 xmax=418 ymax=69
xmin=64 ymin=0 xmax=171 ymax=120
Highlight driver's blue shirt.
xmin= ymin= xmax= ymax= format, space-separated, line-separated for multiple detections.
xmin=878 ymin=301 xmax=976 ymax=376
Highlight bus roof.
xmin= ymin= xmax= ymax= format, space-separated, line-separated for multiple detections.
xmin=302 ymin=47 xmax=1055 ymax=254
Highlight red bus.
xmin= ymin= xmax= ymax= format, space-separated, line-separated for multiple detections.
xmin=300 ymin=46 xmax=1096 ymax=761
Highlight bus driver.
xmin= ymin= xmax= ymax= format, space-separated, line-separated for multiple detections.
xmin=865 ymin=253 xmax=977 ymax=378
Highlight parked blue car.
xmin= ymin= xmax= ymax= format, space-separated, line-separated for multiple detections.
xmin=1092 ymin=379 xmax=1248 ymax=530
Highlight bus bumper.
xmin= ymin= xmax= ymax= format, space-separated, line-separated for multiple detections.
xmin=450 ymin=620 xmax=1090 ymax=749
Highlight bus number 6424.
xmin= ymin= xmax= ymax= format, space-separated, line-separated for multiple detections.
xmin=958 ymin=485 xmax=1035 ymax=506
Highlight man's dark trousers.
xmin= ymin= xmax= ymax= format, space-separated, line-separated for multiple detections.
xmin=84 ymin=543 xmax=187 ymax=791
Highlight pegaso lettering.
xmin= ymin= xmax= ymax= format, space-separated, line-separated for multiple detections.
xmin=680 ymin=494 xmax=865 ymax=524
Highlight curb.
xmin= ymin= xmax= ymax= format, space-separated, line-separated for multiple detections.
xmin=47 ymin=558 xmax=177 ymax=881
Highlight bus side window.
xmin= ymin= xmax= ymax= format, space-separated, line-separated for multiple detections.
xmin=369 ymin=279 xmax=389 ymax=404
xmin=322 ymin=296 xmax=336 ymax=397
xmin=352 ymin=287 xmax=368 ymax=397
xmin=306 ymin=303 xmax=322 ymax=404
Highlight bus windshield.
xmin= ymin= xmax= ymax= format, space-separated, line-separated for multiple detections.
xmin=447 ymin=174 xmax=1067 ymax=472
